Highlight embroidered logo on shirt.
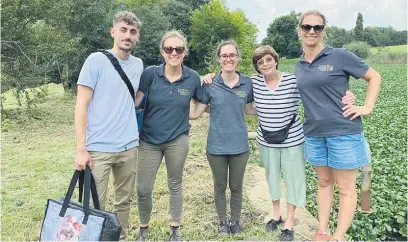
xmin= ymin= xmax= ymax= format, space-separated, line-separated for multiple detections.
xmin=178 ymin=88 xmax=190 ymax=96
xmin=318 ymin=65 xmax=334 ymax=72
xmin=235 ymin=90 xmax=247 ymax=98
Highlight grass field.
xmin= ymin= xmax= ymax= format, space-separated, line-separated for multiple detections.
xmin=2 ymin=59 xmax=407 ymax=240
xmin=2 ymin=84 xmax=284 ymax=241
xmin=370 ymin=44 xmax=407 ymax=55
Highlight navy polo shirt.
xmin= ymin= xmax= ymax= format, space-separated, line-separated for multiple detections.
xmin=200 ymin=72 xmax=254 ymax=155
xmin=138 ymin=63 xmax=202 ymax=144
xmin=295 ymin=46 xmax=369 ymax=137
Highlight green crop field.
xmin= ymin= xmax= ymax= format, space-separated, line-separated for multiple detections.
xmin=248 ymin=63 xmax=407 ymax=240
xmin=2 ymin=62 xmax=407 ymax=241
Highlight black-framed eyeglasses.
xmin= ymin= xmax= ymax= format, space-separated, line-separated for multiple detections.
xmin=300 ymin=24 xmax=325 ymax=33
xmin=163 ymin=46 xmax=185 ymax=55
xmin=219 ymin=53 xmax=239 ymax=60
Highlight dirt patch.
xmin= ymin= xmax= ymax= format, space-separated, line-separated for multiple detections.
xmin=244 ymin=164 xmax=318 ymax=240
xmin=188 ymin=108 xmax=318 ymax=240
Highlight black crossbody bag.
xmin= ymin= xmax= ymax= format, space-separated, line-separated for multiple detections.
xmin=259 ymin=114 xmax=297 ymax=144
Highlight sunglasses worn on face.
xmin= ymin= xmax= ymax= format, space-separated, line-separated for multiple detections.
xmin=300 ymin=24 xmax=325 ymax=33
xmin=163 ymin=46 xmax=185 ymax=54
xmin=257 ymin=56 xmax=275 ymax=67
xmin=220 ymin=53 xmax=239 ymax=60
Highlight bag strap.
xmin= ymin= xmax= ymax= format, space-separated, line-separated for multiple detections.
xmin=59 ymin=166 xmax=97 ymax=225
xmin=101 ymin=50 xmax=135 ymax=101
xmin=81 ymin=166 xmax=91 ymax=224
xmin=259 ymin=113 xmax=297 ymax=131
xmin=78 ymin=167 xmax=100 ymax=209
xmin=59 ymin=170 xmax=80 ymax=217
xmin=136 ymin=67 xmax=156 ymax=111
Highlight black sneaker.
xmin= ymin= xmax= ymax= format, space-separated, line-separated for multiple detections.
xmin=169 ymin=226 xmax=182 ymax=241
xmin=266 ymin=217 xmax=284 ymax=232
xmin=280 ymin=228 xmax=294 ymax=241
xmin=229 ymin=220 xmax=243 ymax=235
xmin=218 ymin=221 xmax=230 ymax=236
xmin=135 ymin=227 xmax=149 ymax=241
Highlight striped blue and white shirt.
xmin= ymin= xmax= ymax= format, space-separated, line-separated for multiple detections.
xmin=252 ymin=73 xmax=305 ymax=148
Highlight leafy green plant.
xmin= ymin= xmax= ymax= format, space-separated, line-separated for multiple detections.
xmin=344 ymin=41 xmax=371 ymax=59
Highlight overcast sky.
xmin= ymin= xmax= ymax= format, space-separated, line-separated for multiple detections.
xmin=225 ymin=0 xmax=407 ymax=42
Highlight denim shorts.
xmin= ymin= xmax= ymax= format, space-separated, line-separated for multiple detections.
xmin=304 ymin=132 xmax=370 ymax=169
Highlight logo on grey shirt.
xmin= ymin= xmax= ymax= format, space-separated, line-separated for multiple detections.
xmin=178 ymin=88 xmax=191 ymax=96
xmin=235 ymin=90 xmax=246 ymax=98
xmin=318 ymin=65 xmax=334 ymax=72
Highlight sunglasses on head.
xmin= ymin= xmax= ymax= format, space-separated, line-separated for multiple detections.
xmin=163 ymin=46 xmax=185 ymax=54
xmin=300 ymin=24 xmax=325 ymax=33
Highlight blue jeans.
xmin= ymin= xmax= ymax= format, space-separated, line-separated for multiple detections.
xmin=304 ymin=132 xmax=370 ymax=169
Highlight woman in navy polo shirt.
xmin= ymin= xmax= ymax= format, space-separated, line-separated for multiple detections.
xmin=295 ymin=10 xmax=381 ymax=241
xmin=190 ymin=40 xmax=254 ymax=236
xmin=134 ymin=30 xmax=202 ymax=241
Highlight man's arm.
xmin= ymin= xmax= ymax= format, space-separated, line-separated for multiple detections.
xmin=75 ymin=85 xmax=93 ymax=170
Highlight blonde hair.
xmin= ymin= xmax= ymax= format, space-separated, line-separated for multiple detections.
xmin=113 ymin=11 xmax=142 ymax=29
xmin=252 ymin=45 xmax=279 ymax=73
xmin=160 ymin=30 xmax=189 ymax=55
xmin=298 ymin=10 xmax=327 ymax=26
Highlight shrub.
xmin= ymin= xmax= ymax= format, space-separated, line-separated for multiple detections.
xmin=344 ymin=41 xmax=371 ymax=59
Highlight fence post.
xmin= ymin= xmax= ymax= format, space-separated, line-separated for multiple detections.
xmin=359 ymin=164 xmax=373 ymax=214
xmin=248 ymin=132 xmax=256 ymax=140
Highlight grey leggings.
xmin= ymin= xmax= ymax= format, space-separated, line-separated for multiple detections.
xmin=206 ymin=152 xmax=249 ymax=222
xmin=136 ymin=134 xmax=189 ymax=224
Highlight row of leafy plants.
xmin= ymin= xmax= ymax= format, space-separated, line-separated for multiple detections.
xmin=247 ymin=63 xmax=407 ymax=240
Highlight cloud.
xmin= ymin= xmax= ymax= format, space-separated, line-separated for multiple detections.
xmin=225 ymin=0 xmax=407 ymax=42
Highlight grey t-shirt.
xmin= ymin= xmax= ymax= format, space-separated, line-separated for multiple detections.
xmin=138 ymin=63 xmax=202 ymax=145
xmin=200 ymin=72 xmax=254 ymax=155
xmin=295 ymin=46 xmax=369 ymax=137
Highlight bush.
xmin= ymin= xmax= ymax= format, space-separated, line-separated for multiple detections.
xmin=344 ymin=41 xmax=371 ymax=59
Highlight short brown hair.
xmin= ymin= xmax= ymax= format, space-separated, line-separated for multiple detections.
xmin=298 ymin=10 xmax=327 ymax=26
xmin=113 ymin=11 xmax=142 ymax=29
xmin=252 ymin=45 xmax=279 ymax=73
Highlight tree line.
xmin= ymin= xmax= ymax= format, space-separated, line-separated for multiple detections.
xmin=262 ymin=11 xmax=407 ymax=59
xmin=2 ymin=0 xmax=406 ymax=101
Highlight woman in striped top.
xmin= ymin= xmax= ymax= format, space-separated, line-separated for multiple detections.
xmin=250 ymin=46 xmax=306 ymax=241
xmin=202 ymin=45 xmax=355 ymax=241
xmin=249 ymin=45 xmax=355 ymax=241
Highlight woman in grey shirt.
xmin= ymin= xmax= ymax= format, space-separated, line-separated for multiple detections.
xmin=295 ymin=10 xmax=381 ymax=241
xmin=135 ymin=30 xmax=202 ymax=241
xmin=190 ymin=40 xmax=254 ymax=236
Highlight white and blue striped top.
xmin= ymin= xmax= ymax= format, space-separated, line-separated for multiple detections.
xmin=252 ymin=73 xmax=305 ymax=148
